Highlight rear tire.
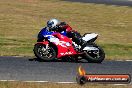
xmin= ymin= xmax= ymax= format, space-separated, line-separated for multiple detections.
xmin=84 ymin=43 xmax=105 ymax=63
xmin=33 ymin=44 xmax=56 ymax=61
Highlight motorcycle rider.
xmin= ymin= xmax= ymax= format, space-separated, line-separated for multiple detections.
xmin=37 ymin=18 xmax=86 ymax=51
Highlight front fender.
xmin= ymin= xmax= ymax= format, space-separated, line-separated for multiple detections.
xmin=37 ymin=41 xmax=49 ymax=45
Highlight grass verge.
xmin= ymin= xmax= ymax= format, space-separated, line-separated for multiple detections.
xmin=0 ymin=81 xmax=131 ymax=88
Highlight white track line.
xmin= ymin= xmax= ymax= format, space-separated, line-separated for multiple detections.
xmin=0 ymin=80 xmax=49 ymax=83
xmin=0 ymin=80 xmax=131 ymax=85
xmin=0 ymin=80 xmax=132 ymax=86
xmin=0 ymin=80 xmax=16 ymax=82
xmin=0 ymin=80 xmax=75 ymax=83
xmin=54 ymin=82 xmax=76 ymax=84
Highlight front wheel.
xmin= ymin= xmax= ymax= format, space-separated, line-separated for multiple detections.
xmin=33 ymin=44 xmax=56 ymax=61
xmin=84 ymin=43 xmax=105 ymax=63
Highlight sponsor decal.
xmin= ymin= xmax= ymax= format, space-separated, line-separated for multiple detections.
xmin=48 ymin=35 xmax=71 ymax=48
xmin=60 ymin=52 xmax=73 ymax=55
xmin=56 ymin=41 xmax=67 ymax=47
xmin=76 ymin=66 xmax=131 ymax=85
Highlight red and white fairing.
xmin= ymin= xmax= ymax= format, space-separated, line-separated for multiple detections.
xmin=42 ymin=33 xmax=77 ymax=58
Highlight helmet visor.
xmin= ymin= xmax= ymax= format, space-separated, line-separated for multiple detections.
xmin=47 ymin=21 xmax=54 ymax=28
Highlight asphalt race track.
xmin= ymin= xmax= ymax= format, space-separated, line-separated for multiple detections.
xmin=0 ymin=56 xmax=132 ymax=83
xmin=63 ymin=0 xmax=132 ymax=6
xmin=0 ymin=0 xmax=132 ymax=83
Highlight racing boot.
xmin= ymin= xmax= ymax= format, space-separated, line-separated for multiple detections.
xmin=75 ymin=38 xmax=87 ymax=52
xmin=79 ymin=40 xmax=87 ymax=52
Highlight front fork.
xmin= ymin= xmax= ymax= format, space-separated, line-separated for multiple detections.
xmin=37 ymin=41 xmax=49 ymax=52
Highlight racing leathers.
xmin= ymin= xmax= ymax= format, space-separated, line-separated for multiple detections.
xmin=37 ymin=22 xmax=86 ymax=51
xmin=56 ymin=22 xmax=85 ymax=47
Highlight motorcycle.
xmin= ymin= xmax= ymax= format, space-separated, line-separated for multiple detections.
xmin=33 ymin=29 xmax=105 ymax=63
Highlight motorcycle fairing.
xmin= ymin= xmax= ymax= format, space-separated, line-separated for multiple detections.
xmin=83 ymin=46 xmax=99 ymax=51
xmin=49 ymin=33 xmax=77 ymax=58
xmin=82 ymin=33 xmax=98 ymax=42
xmin=38 ymin=29 xmax=77 ymax=58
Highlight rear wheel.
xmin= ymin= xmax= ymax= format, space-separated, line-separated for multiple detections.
xmin=84 ymin=43 xmax=105 ymax=63
xmin=34 ymin=44 xmax=56 ymax=61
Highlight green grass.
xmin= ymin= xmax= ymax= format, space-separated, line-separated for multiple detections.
xmin=101 ymin=44 xmax=132 ymax=60
xmin=0 ymin=37 xmax=34 ymax=56
xmin=0 ymin=0 xmax=132 ymax=60
xmin=0 ymin=81 xmax=131 ymax=88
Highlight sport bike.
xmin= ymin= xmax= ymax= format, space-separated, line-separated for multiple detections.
xmin=33 ymin=29 xmax=105 ymax=63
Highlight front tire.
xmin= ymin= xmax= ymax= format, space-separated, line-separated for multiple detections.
xmin=34 ymin=44 xmax=56 ymax=61
xmin=84 ymin=43 xmax=105 ymax=63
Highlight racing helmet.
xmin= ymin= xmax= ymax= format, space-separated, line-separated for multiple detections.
xmin=47 ymin=18 xmax=60 ymax=29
